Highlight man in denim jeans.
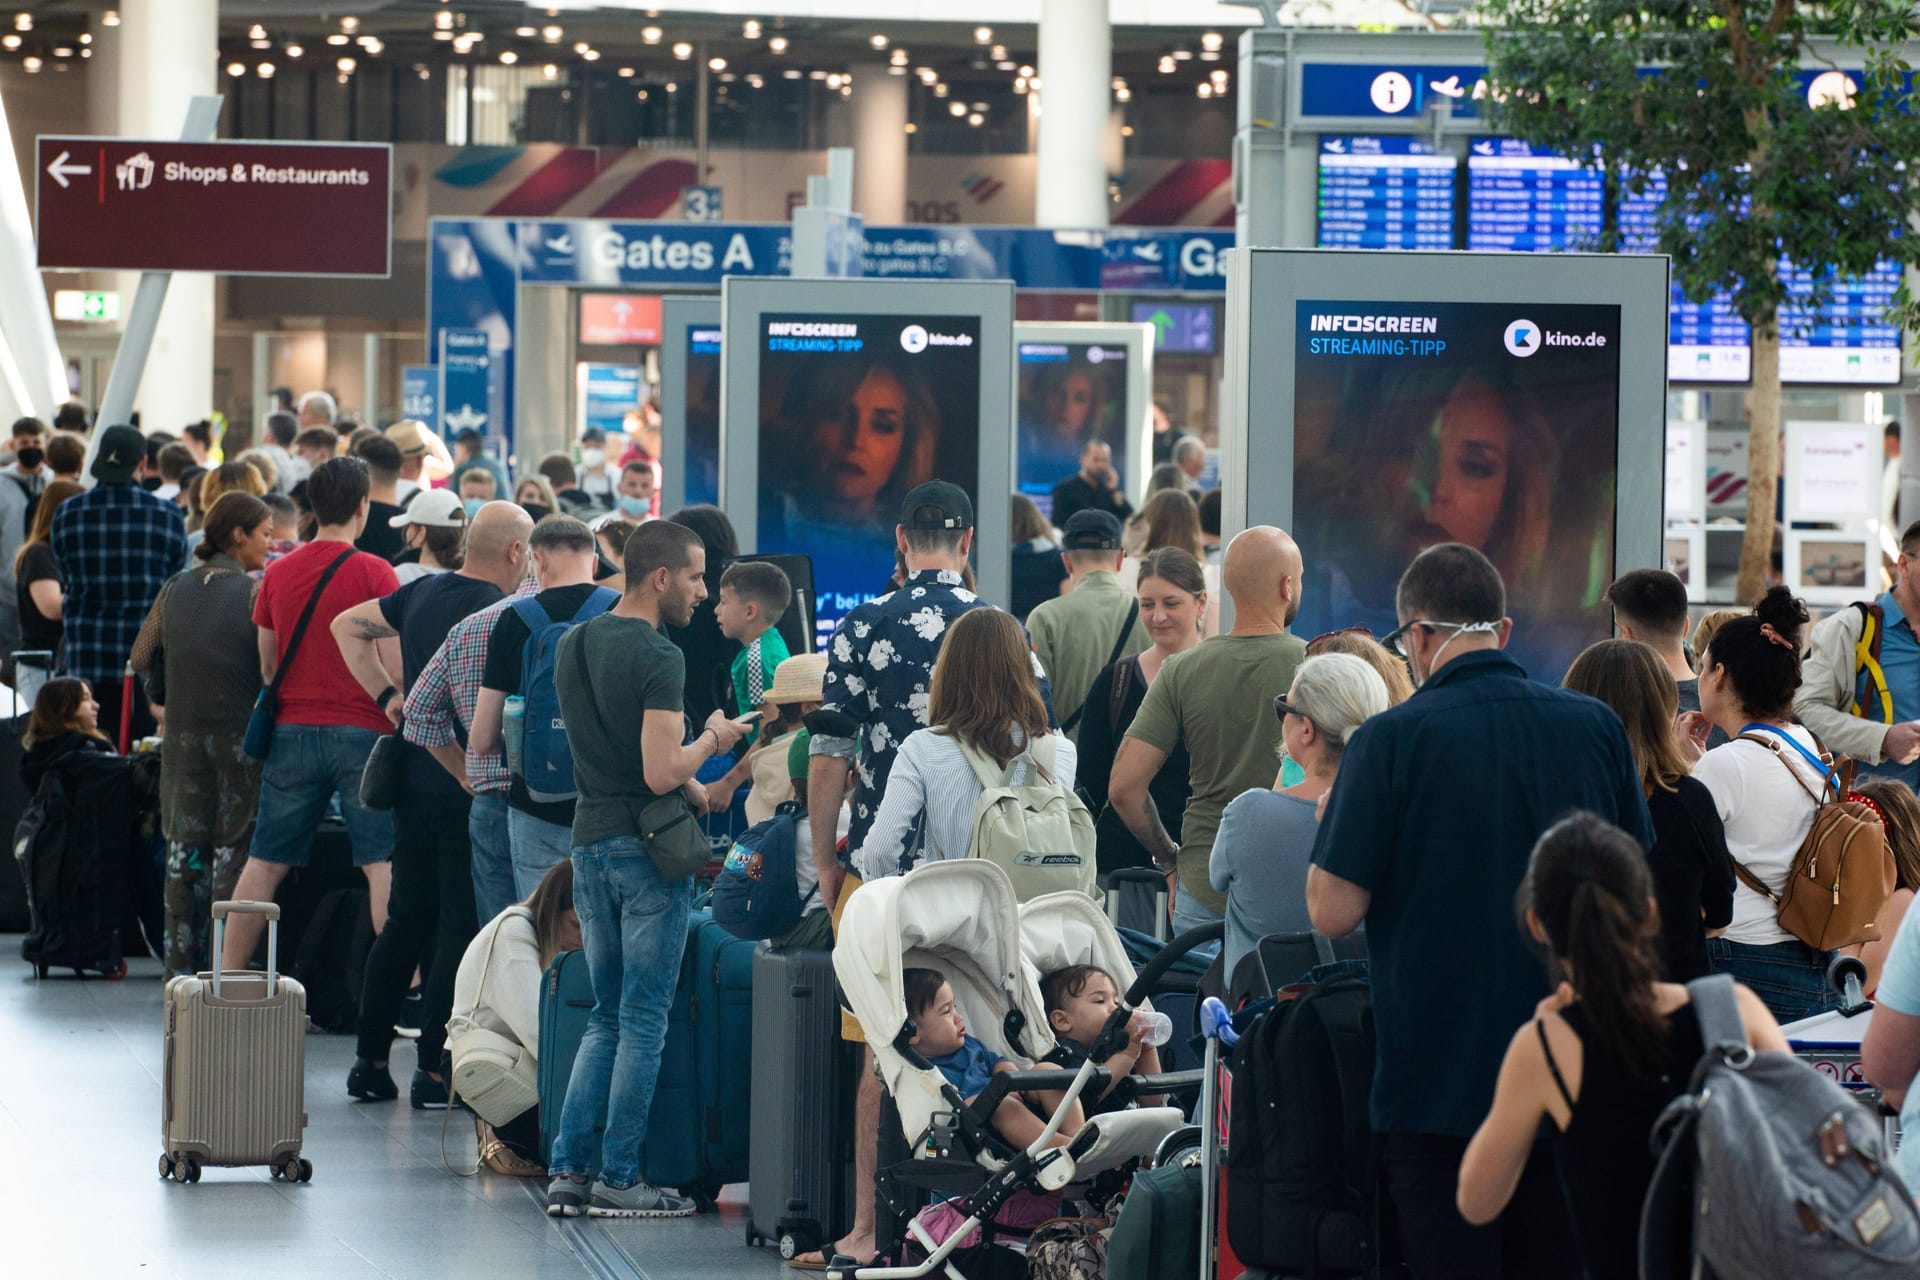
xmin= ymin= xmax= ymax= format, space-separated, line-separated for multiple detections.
xmin=221 ymin=457 xmax=401 ymax=969
xmin=545 ymin=520 xmax=748 ymax=1218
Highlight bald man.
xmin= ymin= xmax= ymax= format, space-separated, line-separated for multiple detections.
xmin=331 ymin=500 xmax=532 ymax=1105
xmin=1109 ymin=525 xmax=1307 ymax=936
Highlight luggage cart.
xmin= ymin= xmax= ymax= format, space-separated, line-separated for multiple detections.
xmin=1781 ymin=955 xmax=1901 ymax=1156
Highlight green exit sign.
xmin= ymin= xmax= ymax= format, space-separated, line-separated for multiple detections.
xmin=52 ymin=289 xmax=120 ymax=323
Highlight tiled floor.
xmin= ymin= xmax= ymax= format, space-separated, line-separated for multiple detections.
xmin=0 ymin=943 xmax=807 ymax=1280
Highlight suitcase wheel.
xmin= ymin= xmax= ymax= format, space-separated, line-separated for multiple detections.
xmin=272 ymin=1157 xmax=313 ymax=1183
xmin=157 ymin=1154 xmax=172 ymax=1181
xmin=778 ymin=1228 xmax=819 ymax=1261
xmin=164 ymin=1156 xmax=200 ymax=1184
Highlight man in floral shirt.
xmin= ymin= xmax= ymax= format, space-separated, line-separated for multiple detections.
xmin=796 ymin=480 xmax=1050 ymax=1270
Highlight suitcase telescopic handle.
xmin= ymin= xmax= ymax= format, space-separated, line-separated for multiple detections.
xmin=209 ymin=900 xmax=282 ymax=999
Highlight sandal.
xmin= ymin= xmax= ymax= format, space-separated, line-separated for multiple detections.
xmin=475 ymin=1118 xmax=546 ymax=1178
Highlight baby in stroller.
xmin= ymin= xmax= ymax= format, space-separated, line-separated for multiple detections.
xmin=832 ymin=862 xmax=1204 ymax=1280
xmin=905 ymin=967 xmax=1084 ymax=1151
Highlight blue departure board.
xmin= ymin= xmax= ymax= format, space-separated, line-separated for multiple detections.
xmin=1316 ymin=136 xmax=1456 ymax=250
xmin=1465 ymin=137 xmax=1603 ymax=252
xmin=1779 ymin=259 xmax=1902 ymax=385
xmin=1618 ymin=172 xmax=1751 ymax=383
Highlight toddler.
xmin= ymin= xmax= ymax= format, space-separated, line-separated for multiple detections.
xmin=1041 ymin=964 xmax=1164 ymax=1111
xmin=905 ymin=968 xmax=1082 ymax=1150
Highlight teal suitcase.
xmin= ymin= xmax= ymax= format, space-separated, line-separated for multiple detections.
xmin=1107 ymin=1150 xmax=1202 ymax=1280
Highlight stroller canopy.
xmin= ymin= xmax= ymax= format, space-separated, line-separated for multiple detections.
xmin=1019 ymin=890 xmax=1156 ymax=1017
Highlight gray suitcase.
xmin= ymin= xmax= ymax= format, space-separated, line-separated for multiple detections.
xmin=747 ymin=945 xmax=853 ymax=1260
xmin=159 ymin=900 xmax=310 ymax=1184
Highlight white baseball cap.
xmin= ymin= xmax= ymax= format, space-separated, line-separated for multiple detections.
xmin=389 ymin=487 xmax=467 ymax=529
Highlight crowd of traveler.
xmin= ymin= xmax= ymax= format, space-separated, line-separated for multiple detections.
xmin=11 ymin=391 xmax=1920 ymax=1278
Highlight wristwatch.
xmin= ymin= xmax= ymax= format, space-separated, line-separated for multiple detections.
xmin=376 ymin=685 xmax=399 ymax=711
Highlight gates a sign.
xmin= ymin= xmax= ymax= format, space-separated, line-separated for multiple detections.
xmin=34 ymin=137 xmax=392 ymax=277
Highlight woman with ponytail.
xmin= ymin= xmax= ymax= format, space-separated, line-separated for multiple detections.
xmin=1678 ymin=586 xmax=1839 ymax=1021
xmin=1458 ymin=812 xmax=1788 ymax=1279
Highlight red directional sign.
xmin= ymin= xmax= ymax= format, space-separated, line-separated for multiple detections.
xmin=34 ymin=137 xmax=392 ymax=277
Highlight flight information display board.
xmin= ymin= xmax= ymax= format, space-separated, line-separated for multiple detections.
xmin=1465 ymin=138 xmax=1603 ymax=253
xmin=1617 ymin=172 xmax=1751 ymax=383
xmin=1316 ymin=136 xmax=1457 ymax=250
xmin=1779 ymin=259 xmax=1902 ymax=386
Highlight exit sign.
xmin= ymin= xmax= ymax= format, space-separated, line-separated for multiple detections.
xmin=53 ymin=289 xmax=120 ymax=322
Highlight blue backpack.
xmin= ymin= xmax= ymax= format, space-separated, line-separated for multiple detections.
xmin=711 ymin=802 xmax=806 ymax=941
xmin=513 ymin=587 xmax=618 ymax=804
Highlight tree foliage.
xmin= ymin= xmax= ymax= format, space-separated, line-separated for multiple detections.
xmin=1479 ymin=1 xmax=1920 ymax=600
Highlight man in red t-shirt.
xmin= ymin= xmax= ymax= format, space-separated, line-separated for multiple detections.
xmin=221 ymin=456 xmax=401 ymax=970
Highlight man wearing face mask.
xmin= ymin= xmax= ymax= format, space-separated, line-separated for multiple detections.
xmin=574 ymin=429 xmax=616 ymax=512
xmin=0 ymin=416 xmax=48 ymax=657
xmin=1304 ymin=543 xmax=1651 ymax=1278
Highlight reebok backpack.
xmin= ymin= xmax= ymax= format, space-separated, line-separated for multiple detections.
xmin=711 ymin=802 xmax=806 ymax=941
xmin=511 ymin=588 xmax=618 ymax=805
xmin=958 ymin=734 xmax=1096 ymax=902
xmin=1225 ymin=969 xmax=1380 ymax=1277
xmin=1639 ymin=974 xmax=1920 ymax=1280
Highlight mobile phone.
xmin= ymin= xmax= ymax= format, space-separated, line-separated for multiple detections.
xmin=733 ymin=710 xmax=764 ymax=724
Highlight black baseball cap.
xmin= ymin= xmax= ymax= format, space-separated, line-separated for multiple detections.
xmin=1061 ymin=509 xmax=1123 ymax=551
xmin=901 ymin=480 xmax=974 ymax=531
xmin=91 ymin=423 xmax=146 ymax=483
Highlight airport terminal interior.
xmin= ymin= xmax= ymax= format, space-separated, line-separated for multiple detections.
xmin=6 ymin=2 xmax=1920 ymax=1279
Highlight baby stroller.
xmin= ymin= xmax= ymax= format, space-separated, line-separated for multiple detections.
xmin=832 ymin=861 xmax=1200 ymax=1280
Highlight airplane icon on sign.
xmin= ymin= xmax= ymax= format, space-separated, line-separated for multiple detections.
xmin=1429 ymin=76 xmax=1466 ymax=99
xmin=445 ymin=405 xmax=487 ymax=432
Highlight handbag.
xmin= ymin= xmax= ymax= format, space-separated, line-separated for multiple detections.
xmin=358 ymin=724 xmax=408 ymax=811
xmin=444 ymin=909 xmax=541 ymax=1172
xmin=243 ymin=545 xmax=358 ymax=761
xmin=1061 ymin=601 xmax=1141 ymax=736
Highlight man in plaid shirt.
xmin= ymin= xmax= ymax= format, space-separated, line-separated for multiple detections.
xmin=405 ymin=575 xmax=539 ymax=922
xmin=51 ymin=424 xmax=186 ymax=742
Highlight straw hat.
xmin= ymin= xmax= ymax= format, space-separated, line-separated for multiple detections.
xmin=766 ymin=652 xmax=827 ymax=705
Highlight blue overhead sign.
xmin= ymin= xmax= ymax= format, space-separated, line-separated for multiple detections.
xmin=437 ymin=328 xmax=490 ymax=440
xmin=401 ymin=365 xmax=437 ymax=425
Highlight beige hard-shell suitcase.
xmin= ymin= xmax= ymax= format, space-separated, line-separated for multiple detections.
xmin=159 ymin=900 xmax=310 ymax=1184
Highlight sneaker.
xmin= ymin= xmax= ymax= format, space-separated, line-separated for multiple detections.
xmin=586 ymin=1180 xmax=698 ymax=1218
xmin=546 ymin=1175 xmax=588 ymax=1218
xmin=346 ymin=1058 xmax=397 ymax=1102
xmin=394 ymin=987 xmax=423 ymax=1039
xmin=409 ymin=1069 xmax=450 ymax=1110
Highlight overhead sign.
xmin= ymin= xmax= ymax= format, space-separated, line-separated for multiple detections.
xmin=34 ymin=137 xmax=392 ymax=277
xmin=52 ymin=289 xmax=120 ymax=322
xmin=401 ymin=365 xmax=437 ymax=425
xmin=578 ymin=292 xmax=664 ymax=345
xmin=437 ymin=330 xmax=489 ymax=440
xmin=682 ymin=185 xmax=723 ymax=222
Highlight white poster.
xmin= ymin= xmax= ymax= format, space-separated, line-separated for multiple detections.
xmin=1788 ymin=421 xmax=1877 ymax=523
xmin=1665 ymin=420 xmax=1704 ymax=524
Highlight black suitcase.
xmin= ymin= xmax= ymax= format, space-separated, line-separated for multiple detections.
xmin=747 ymin=944 xmax=855 ymax=1260
xmin=17 ymin=750 xmax=144 ymax=976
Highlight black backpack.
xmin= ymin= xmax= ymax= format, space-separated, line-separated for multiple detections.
xmin=1226 ymin=970 xmax=1381 ymax=1276
xmin=293 ymin=888 xmax=374 ymax=1032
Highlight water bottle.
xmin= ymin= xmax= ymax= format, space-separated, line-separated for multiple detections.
xmin=1135 ymin=1011 xmax=1174 ymax=1047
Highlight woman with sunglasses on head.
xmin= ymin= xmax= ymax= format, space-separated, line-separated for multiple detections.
xmin=1209 ymin=652 xmax=1390 ymax=977
xmin=1677 ymin=587 xmax=1840 ymax=1022
xmin=1076 ymin=547 xmax=1207 ymax=879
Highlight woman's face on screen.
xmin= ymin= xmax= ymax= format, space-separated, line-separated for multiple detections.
xmin=811 ymin=366 xmax=908 ymax=508
xmin=1423 ymin=379 xmax=1513 ymax=552
xmin=1049 ymin=372 xmax=1095 ymax=433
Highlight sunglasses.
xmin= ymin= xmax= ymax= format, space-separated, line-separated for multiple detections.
xmin=1273 ymin=694 xmax=1307 ymax=724
xmin=1381 ymin=618 xmax=1499 ymax=658
xmin=1306 ymin=625 xmax=1374 ymax=655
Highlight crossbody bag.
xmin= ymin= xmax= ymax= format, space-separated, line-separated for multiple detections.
xmin=242 ymin=545 xmax=357 ymax=761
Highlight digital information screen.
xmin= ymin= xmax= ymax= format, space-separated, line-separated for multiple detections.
xmin=682 ymin=324 xmax=721 ymax=507
xmin=1129 ymin=301 xmax=1216 ymax=355
xmin=1466 ymin=138 xmax=1603 ymax=253
xmin=1316 ymin=136 xmax=1457 ymax=250
xmin=1016 ymin=341 xmax=1132 ymax=519
xmin=1779 ymin=259 xmax=1902 ymax=386
xmin=1617 ymin=173 xmax=1751 ymax=383
xmin=755 ymin=313 xmax=982 ymax=642
xmin=1291 ymin=299 xmax=1623 ymax=680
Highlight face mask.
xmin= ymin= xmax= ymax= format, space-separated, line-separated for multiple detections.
xmin=581 ymin=448 xmax=606 ymax=469
xmin=463 ymin=497 xmax=485 ymax=517
xmin=617 ymin=494 xmax=651 ymax=517
xmin=16 ymin=447 xmax=43 ymax=470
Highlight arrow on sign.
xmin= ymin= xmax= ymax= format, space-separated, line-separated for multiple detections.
xmin=612 ymin=299 xmax=632 ymax=323
xmin=1147 ymin=309 xmax=1175 ymax=341
xmin=45 ymin=150 xmax=90 ymax=189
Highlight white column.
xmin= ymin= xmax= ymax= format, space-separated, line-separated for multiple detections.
xmin=848 ymin=64 xmax=906 ymax=224
xmin=114 ymin=0 xmax=216 ymax=432
xmin=1035 ymin=0 xmax=1110 ymax=228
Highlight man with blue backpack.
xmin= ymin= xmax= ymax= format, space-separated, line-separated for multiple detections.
xmin=470 ymin=515 xmax=617 ymax=896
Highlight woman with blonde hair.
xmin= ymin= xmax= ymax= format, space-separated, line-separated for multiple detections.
xmin=1305 ymin=628 xmax=1415 ymax=706
xmin=185 ymin=461 xmax=268 ymax=554
xmin=851 ymin=607 xmax=1073 ymax=879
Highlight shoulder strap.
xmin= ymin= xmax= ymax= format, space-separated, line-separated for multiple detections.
xmin=1728 ymin=855 xmax=1780 ymax=904
xmin=955 ymin=736 xmax=1005 ymax=792
xmin=1061 ymin=600 xmax=1141 ymax=735
xmin=1852 ymin=602 xmax=1894 ymax=725
xmin=510 ymin=595 xmax=554 ymax=634
xmin=1684 ymin=974 xmax=1747 ymax=1055
xmin=268 ymin=546 xmax=357 ymax=696
xmin=1735 ymin=728 xmax=1837 ymax=802
xmin=572 ymin=585 xmax=619 ymax=624
xmin=1534 ymin=1019 xmax=1576 ymax=1113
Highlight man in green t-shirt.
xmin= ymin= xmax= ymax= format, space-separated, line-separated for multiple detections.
xmin=1110 ymin=526 xmax=1307 ymax=936
xmin=544 ymin=521 xmax=750 ymax=1221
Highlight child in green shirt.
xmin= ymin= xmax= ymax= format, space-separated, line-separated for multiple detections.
xmin=704 ymin=560 xmax=794 ymax=810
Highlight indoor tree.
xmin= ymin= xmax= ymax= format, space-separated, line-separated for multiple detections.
xmin=1479 ymin=1 xmax=1920 ymax=601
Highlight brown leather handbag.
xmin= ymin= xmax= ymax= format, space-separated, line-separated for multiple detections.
xmin=1728 ymin=732 xmax=1894 ymax=951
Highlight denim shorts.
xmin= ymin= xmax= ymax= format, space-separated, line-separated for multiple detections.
xmin=1706 ymin=936 xmax=1839 ymax=1026
xmin=251 ymin=724 xmax=396 ymax=867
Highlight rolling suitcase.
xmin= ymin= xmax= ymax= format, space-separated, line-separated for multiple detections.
xmin=537 ymin=948 xmax=593 ymax=1168
xmin=748 ymin=945 xmax=853 ymax=1260
xmin=691 ymin=912 xmax=756 ymax=1179
xmin=159 ymin=900 xmax=310 ymax=1184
